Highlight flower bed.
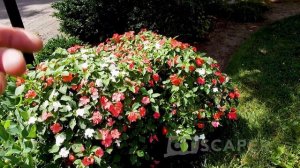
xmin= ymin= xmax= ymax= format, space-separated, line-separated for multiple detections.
xmin=6 ymin=30 xmax=239 ymax=167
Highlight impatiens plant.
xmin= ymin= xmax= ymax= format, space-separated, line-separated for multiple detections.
xmin=0 ymin=30 xmax=239 ymax=167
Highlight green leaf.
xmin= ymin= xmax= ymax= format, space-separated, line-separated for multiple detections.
xmin=132 ymin=103 xmax=141 ymax=110
xmin=180 ymin=141 xmax=188 ymax=152
xmin=71 ymin=143 xmax=83 ymax=153
xmin=61 ymin=95 xmax=72 ymax=101
xmin=137 ymin=150 xmax=144 ymax=157
xmin=27 ymin=125 xmax=37 ymax=138
xmin=69 ymin=118 xmax=76 ymax=130
xmin=59 ymin=85 xmax=68 ymax=94
xmin=152 ymin=93 xmax=160 ymax=98
xmin=15 ymin=85 xmax=25 ymax=96
xmin=3 ymin=120 xmax=11 ymax=129
xmin=0 ymin=125 xmax=9 ymax=141
xmin=48 ymin=145 xmax=59 ymax=153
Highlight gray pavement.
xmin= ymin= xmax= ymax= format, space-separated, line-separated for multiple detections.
xmin=0 ymin=0 xmax=60 ymax=42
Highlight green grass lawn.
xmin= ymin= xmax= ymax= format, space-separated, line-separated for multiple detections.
xmin=206 ymin=14 xmax=300 ymax=168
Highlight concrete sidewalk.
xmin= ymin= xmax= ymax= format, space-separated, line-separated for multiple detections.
xmin=0 ymin=0 xmax=60 ymax=42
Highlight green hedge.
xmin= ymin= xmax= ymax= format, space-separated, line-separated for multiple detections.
xmin=52 ymin=0 xmax=212 ymax=43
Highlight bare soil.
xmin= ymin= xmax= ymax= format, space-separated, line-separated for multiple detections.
xmin=200 ymin=2 xmax=300 ymax=70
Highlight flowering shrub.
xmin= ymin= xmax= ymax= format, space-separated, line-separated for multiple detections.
xmin=1 ymin=31 xmax=239 ymax=167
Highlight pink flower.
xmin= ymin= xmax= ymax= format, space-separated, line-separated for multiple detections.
xmin=141 ymin=96 xmax=150 ymax=105
xmin=99 ymin=129 xmax=110 ymax=140
xmin=212 ymin=121 xmax=220 ymax=128
xmin=106 ymin=118 xmax=115 ymax=127
xmin=41 ymin=112 xmax=53 ymax=121
xmin=79 ymin=96 xmax=90 ymax=106
xmin=112 ymin=92 xmax=125 ymax=102
xmin=92 ymin=111 xmax=102 ymax=125
xmin=149 ymin=134 xmax=159 ymax=143
xmin=110 ymin=129 xmax=121 ymax=139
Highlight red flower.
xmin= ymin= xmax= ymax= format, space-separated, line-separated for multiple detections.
xmin=25 ymin=90 xmax=37 ymax=99
xmin=129 ymin=63 xmax=134 ymax=69
xmin=153 ymin=112 xmax=160 ymax=119
xmin=197 ymin=122 xmax=205 ymax=129
xmin=112 ymin=33 xmax=121 ymax=43
xmin=134 ymin=86 xmax=140 ymax=94
xmin=95 ymin=148 xmax=104 ymax=158
xmin=50 ymin=123 xmax=62 ymax=134
xmin=189 ymin=66 xmax=196 ymax=72
xmin=170 ymin=74 xmax=183 ymax=86
xmin=100 ymin=96 xmax=111 ymax=110
xmin=139 ymin=107 xmax=147 ymax=117
xmin=68 ymin=154 xmax=76 ymax=162
xmin=197 ymin=77 xmax=205 ymax=85
xmin=152 ymin=73 xmax=160 ymax=82
xmin=67 ymin=45 xmax=81 ymax=54
xmin=141 ymin=96 xmax=151 ymax=105
xmin=230 ymin=107 xmax=237 ymax=113
xmin=219 ymin=75 xmax=226 ymax=84
xmin=212 ymin=79 xmax=217 ymax=85
xmin=46 ymin=77 xmax=54 ymax=86
xmin=16 ymin=77 xmax=25 ymax=86
xmin=112 ymin=92 xmax=125 ymax=102
xmin=170 ymin=39 xmax=182 ymax=48
xmin=101 ymin=136 xmax=113 ymax=148
xmin=62 ymin=73 xmax=73 ymax=83
xmin=127 ymin=112 xmax=139 ymax=123
xmin=229 ymin=92 xmax=235 ymax=99
xmin=82 ymin=156 xmax=94 ymax=166
xmin=162 ymin=127 xmax=168 ymax=135
xmin=228 ymin=112 xmax=237 ymax=120
xmin=110 ymin=129 xmax=121 ymax=139
xmin=92 ymin=111 xmax=102 ymax=125
xmin=149 ymin=80 xmax=155 ymax=87
xmin=195 ymin=58 xmax=204 ymax=67
xmin=171 ymin=109 xmax=177 ymax=115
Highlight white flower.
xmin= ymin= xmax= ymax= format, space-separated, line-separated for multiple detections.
xmin=81 ymin=62 xmax=88 ymax=70
xmin=76 ymin=108 xmax=85 ymax=117
xmin=111 ymin=70 xmax=119 ymax=77
xmin=175 ymin=130 xmax=181 ymax=135
xmin=84 ymin=128 xmax=95 ymax=139
xmin=53 ymin=101 xmax=62 ymax=112
xmin=28 ymin=117 xmax=37 ymax=125
xmin=155 ymin=43 xmax=161 ymax=49
xmin=212 ymin=87 xmax=218 ymax=93
xmin=81 ymin=54 xmax=88 ymax=60
xmin=196 ymin=68 xmax=206 ymax=75
xmin=115 ymin=140 xmax=121 ymax=147
xmin=91 ymin=94 xmax=99 ymax=101
xmin=199 ymin=134 xmax=205 ymax=140
xmin=96 ymin=79 xmax=103 ymax=87
xmin=65 ymin=105 xmax=72 ymax=112
xmin=59 ymin=147 xmax=69 ymax=158
xmin=55 ymin=134 xmax=66 ymax=146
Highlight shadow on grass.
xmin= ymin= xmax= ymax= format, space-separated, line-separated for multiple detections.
xmin=220 ymin=14 xmax=300 ymax=166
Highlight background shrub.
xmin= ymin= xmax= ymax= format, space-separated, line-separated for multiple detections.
xmin=52 ymin=0 xmax=211 ymax=43
xmin=35 ymin=35 xmax=83 ymax=64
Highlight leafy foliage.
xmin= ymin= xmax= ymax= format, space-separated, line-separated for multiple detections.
xmin=0 ymin=31 xmax=239 ymax=167
xmin=35 ymin=35 xmax=83 ymax=64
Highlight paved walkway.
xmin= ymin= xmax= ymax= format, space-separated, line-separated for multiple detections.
xmin=0 ymin=0 xmax=59 ymax=42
